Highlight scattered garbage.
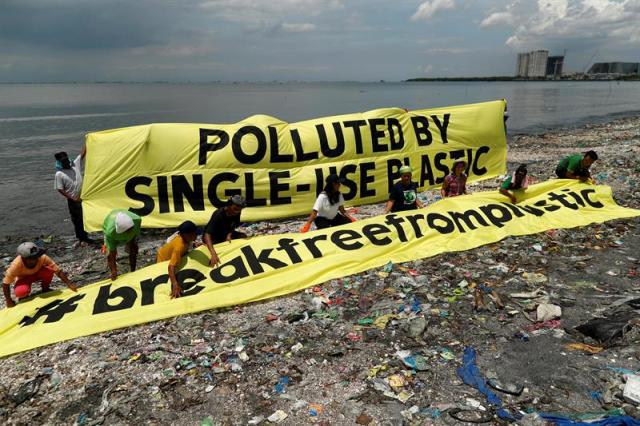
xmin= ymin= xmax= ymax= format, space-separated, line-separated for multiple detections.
xmin=576 ymin=308 xmax=639 ymax=346
xmin=536 ymin=303 xmax=562 ymax=322
xmin=456 ymin=347 xmax=518 ymax=421
xmin=267 ymin=409 xmax=288 ymax=423
xmin=1 ymin=116 xmax=640 ymax=424
xmin=623 ymin=375 xmax=640 ymax=405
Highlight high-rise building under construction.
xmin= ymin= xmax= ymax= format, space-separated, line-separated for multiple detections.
xmin=516 ymin=50 xmax=565 ymax=78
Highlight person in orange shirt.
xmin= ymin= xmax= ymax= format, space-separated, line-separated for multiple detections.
xmin=157 ymin=221 xmax=199 ymax=299
xmin=2 ymin=242 xmax=77 ymax=308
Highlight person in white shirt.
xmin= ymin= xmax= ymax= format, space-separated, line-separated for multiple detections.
xmin=54 ymin=145 xmax=95 ymax=245
xmin=300 ymin=174 xmax=356 ymax=232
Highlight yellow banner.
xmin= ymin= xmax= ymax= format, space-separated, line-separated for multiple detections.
xmin=81 ymin=100 xmax=507 ymax=231
xmin=3 ymin=181 xmax=637 ymax=358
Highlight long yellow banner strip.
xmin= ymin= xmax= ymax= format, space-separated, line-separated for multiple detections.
xmin=1 ymin=180 xmax=638 ymax=357
xmin=81 ymin=100 xmax=507 ymax=231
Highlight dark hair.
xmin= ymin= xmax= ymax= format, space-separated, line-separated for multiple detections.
xmin=585 ymin=150 xmax=598 ymax=161
xmin=178 ymin=220 xmax=197 ymax=235
xmin=451 ymin=161 xmax=467 ymax=175
xmin=323 ymin=181 xmax=341 ymax=205
xmin=511 ymin=164 xmax=528 ymax=189
xmin=54 ymin=152 xmax=68 ymax=160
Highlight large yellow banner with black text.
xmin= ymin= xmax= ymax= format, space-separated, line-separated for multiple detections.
xmin=3 ymin=180 xmax=637 ymax=358
xmin=81 ymin=100 xmax=507 ymax=230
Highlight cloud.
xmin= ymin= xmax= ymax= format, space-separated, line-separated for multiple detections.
xmin=482 ymin=0 xmax=640 ymax=49
xmin=480 ymin=11 xmax=513 ymax=28
xmin=0 ymin=0 xmax=210 ymax=50
xmin=411 ymin=0 xmax=456 ymax=21
xmin=417 ymin=64 xmax=434 ymax=74
xmin=198 ymin=0 xmax=343 ymax=25
xmin=279 ymin=22 xmax=317 ymax=33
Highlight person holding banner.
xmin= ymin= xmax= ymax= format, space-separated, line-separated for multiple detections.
xmin=384 ymin=165 xmax=424 ymax=213
xmin=203 ymin=195 xmax=247 ymax=267
xmin=54 ymin=146 xmax=96 ymax=246
xmin=157 ymin=221 xmax=199 ymax=298
xmin=555 ymin=151 xmax=598 ymax=181
xmin=499 ymin=164 xmax=531 ymax=203
xmin=301 ymin=174 xmax=356 ymax=232
xmin=441 ymin=161 xmax=468 ymax=198
xmin=3 ymin=242 xmax=77 ymax=308
xmin=103 ymin=209 xmax=142 ymax=280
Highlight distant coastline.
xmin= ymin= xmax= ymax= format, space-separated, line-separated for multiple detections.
xmin=407 ymin=75 xmax=640 ymax=82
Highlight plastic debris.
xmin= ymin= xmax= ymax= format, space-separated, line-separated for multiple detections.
xmin=267 ymin=410 xmax=288 ymax=423
xmin=623 ymin=375 xmax=640 ymax=405
xmin=565 ymin=343 xmax=604 ymax=354
xmin=536 ymin=303 xmax=562 ymax=322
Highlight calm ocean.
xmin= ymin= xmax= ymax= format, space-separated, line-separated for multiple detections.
xmin=1 ymin=81 xmax=640 ymax=236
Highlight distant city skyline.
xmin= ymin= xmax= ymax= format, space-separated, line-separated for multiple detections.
xmin=0 ymin=0 xmax=639 ymax=82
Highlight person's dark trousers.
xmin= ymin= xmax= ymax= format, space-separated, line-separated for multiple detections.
xmin=314 ymin=214 xmax=351 ymax=229
xmin=67 ymin=199 xmax=89 ymax=241
xmin=555 ymin=166 xmax=567 ymax=178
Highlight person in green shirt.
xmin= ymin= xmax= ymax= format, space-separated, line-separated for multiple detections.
xmin=102 ymin=209 xmax=141 ymax=280
xmin=499 ymin=164 xmax=530 ymax=203
xmin=555 ymin=150 xmax=598 ymax=181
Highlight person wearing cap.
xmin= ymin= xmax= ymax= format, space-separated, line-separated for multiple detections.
xmin=203 ymin=195 xmax=247 ymax=267
xmin=103 ymin=209 xmax=142 ymax=280
xmin=2 ymin=242 xmax=77 ymax=308
xmin=157 ymin=221 xmax=199 ymax=298
xmin=441 ymin=160 xmax=468 ymax=198
xmin=54 ymin=145 xmax=95 ymax=245
xmin=555 ymin=150 xmax=598 ymax=181
xmin=384 ymin=165 xmax=424 ymax=214
xmin=500 ymin=164 xmax=531 ymax=203
xmin=301 ymin=174 xmax=356 ymax=232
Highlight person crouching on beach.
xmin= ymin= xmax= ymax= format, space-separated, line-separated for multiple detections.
xmin=2 ymin=242 xmax=77 ymax=308
xmin=157 ymin=220 xmax=199 ymax=299
xmin=499 ymin=164 xmax=531 ymax=203
xmin=203 ymin=195 xmax=248 ymax=267
xmin=555 ymin=150 xmax=598 ymax=182
xmin=301 ymin=174 xmax=356 ymax=232
xmin=441 ymin=161 xmax=468 ymax=198
xmin=103 ymin=209 xmax=141 ymax=280
xmin=384 ymin=165 xmax=424 ymax=213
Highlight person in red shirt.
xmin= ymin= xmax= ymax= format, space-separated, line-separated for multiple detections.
xmin=2 ymin=242 xmax=77 ymax=308
xmin=441 ymin=161 xmax=468 ymax=198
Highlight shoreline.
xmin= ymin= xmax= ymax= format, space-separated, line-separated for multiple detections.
xmin=0 ymin=114 xmax=639 ymax=424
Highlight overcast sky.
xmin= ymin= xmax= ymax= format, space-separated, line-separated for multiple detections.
xmin=0 ymin=0 xmax=638 ymax=82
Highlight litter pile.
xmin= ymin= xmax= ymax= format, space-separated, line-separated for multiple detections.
xmin=0 ymin=116 xmax=639 ymax=424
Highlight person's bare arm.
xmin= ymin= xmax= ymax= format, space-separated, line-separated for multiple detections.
xmin=203 ymin=233 xmax=220 ymax=267
xmin=440 ymin=180 xmax=449 ymax=198
xmin=55 ymin=270 xmax=77 ymax=292
xmin=301 ymin=210 xmax=318 ymax=232
xmin=565 ymin=171 xmax=577 ymax=179
xmin=416 ymin=198 xmax=424 ymax=208
xmin=500 ymin=188 xmax=516 ymax=203
xmin=3 ymin=283 xmax=14 ymax=308
xmin=57 ymin=189 xmax=79 ymax=202
xmin=339 ymin=206 xmax=355 ymax=221
xmin=383 ymin=200 xmax=394 ymax=214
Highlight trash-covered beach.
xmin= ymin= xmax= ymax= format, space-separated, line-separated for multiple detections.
xmin=1 ymin=116 xmax=639 ymax=425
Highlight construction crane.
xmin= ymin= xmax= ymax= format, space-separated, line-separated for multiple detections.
xmin=582 ymin=49 xmax=599 ymax=74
